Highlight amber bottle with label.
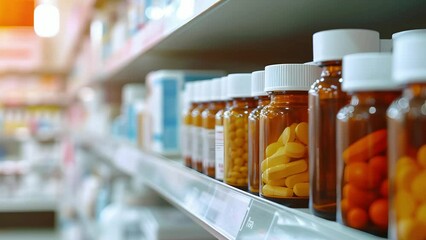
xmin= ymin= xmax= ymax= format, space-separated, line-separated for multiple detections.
xmin=182 ymin=82 xmax=196 ymax=168
xmin=388 ymin=30 xmax=426 ymax=240
xmin=224 ymin=74 xmax=256 ymax=190
xmin=309 ymin=29 xmax=380 ymax=220
xmin=215 ymin=76 xmax=230 ymax=181
xmin=260 ymin=64 xmax=321 ymax=207
xmin=336 ymin=53 xmax=400 ymax=237
xmin=202 ymin=78 xmax=225 ymax=177
xmin=191 ymin=80 xmax=209 ymax=172
xmin=248 ymin=70 xmax=269 ymax=194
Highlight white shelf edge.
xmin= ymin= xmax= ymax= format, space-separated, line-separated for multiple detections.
xmin=75 ymin=134 xmax=386 ymax=240
xmin=0 ymin=197 xmax=57 ymax=212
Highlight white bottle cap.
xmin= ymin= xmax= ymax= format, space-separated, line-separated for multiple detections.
xmin=313 ymin=29 xmax=380 ymax=63
xmin=251 ymin=70 xmax=267 ymax=97
xmin=123 ymin=83 xmax=145 ymax=104
xmin=343 ymin=52 xmax=400 ymax=91
xmin=227 ymin=73 xmax=252 ymax=98
xmin=185 ymin=82 xmax=196 ymax=103
xmin=220 ymin=76 xmax=229 ymax=101
xmin=393 ymin=29 xmax=426 ymax=84
xmin=264 ymin=64 xmax=321 ymax=92
xmin=380 ymin=39 xmax=392 ymax=52
xmin=211 ymin=78 xmax=222 ymax=101
xmin=200 ymin=80 xmax=212 ymax=102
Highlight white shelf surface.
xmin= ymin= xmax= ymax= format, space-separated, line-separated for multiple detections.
xmin=0 ymin=197 xmax=57 ymax=212
xmin=76 ymin=135 xmax=385 ymax=240
xmin=70 ymin=0 xmax=426 ymax=93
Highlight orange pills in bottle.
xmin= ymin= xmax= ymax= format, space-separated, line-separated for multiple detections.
xmin=336 ymin=53 xmax=401 ymax=237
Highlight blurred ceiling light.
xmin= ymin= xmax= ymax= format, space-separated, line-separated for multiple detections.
xmin=34 ymin=3 xmax=59 ymax=37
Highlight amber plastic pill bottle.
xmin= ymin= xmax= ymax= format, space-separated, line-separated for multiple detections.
xmin=309 ymin=29 xmax=380 ymax=220
xmin=248 ymin=70 xmax=269 ymax=194
xmin=223 ymin=74 xmax=256 ymax=190
xmin=260 ymin=64 xmax=321 ymax=207
xmin=215 ymin=76 xmax=230 ymax=181
xmin=191 ymin=80 xmax=209 ymax=172
xmin=388 ymin=30 xmax=426 ymax=240
xmin=202 ymin=78 xmax=226 ymax=177
xmin=336 ymin=53 xmax=401 ymax=237
xmin=182 ymin=82 xmax=197 ymax=168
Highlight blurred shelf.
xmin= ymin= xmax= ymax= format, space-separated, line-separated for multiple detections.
xmin=69 ymin=0 xmax=426 ymax=95
xmin=76 ymin=134 xmax=385 ymax=240
xmin=0 ymin=197 xmax=57 ymax=212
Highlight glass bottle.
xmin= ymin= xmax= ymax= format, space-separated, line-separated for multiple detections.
xmin=202 ymin=78 xmax=225 ymax=177
xmin=224 ymin=74 xmax=256 ymax=190
xmin=388 ymin=30 xmax=426 ymax=240
xmin=182 ymin=82 xmax=196 ymax=168
xmin=336 ymin=53 xmax=401 ymax=237
xmin=260 ymin=64 xmax=321 ymax=207
xmin=191 ymin=81 xmax=208 ymax=172
xmin=309 ymin=29 xmax=380 ymax=220
xmin=215 ymin=76 xmax=229 ymax=181
xmin=248 ymin=70 xmax=269 ymax=194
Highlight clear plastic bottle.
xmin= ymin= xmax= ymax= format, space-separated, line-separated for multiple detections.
xmin=215 ymin=76 xmax=230 ymax=181
xmin=182 ymin=82 xmax=196 ymax=168
xmin=224 ymin=74 xmax=256 ymax=190
xmin=336 ymin=53 xmax=401 ymax=237
xmin=202 ymin=78 xmax=225 ymax=177
xmin=248 ymin=71 xmax=269 ymax=194
xmin=191 ymin=81 xmax=208 ymax=172
xmin=388 ymin=30 xmax=426 ymax=240
xmin=260 ymin=64 xmax=321 ymax=207
xmin=309 ymin=29 xmax=380 ymax=220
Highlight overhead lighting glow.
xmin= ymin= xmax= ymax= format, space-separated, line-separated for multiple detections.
xmin=34 ymin=3 xmax=60 ymax=37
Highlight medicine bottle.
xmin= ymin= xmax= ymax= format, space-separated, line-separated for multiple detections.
xmin=191 ymin=81 xmax=209 ymax=172
xmin=309 ymin=29 xmax=380 ymax=220
xmin=336 ymin=53 xmax=400 ymax=237
xmin=388 ymin=30 xmax=426 ymax=240
xmin=202 ymin=78 xmax=225 ymax=178
xmin=260 ymin=64 xmax=320 ymax=207
xmin=223 ymin=74 xmax=256 ymax=190
xmin=215 ymin=76 xmax=230 ymax=181
xmin=182 ymin=82 xmax=196 ymax=168
xmin=248 ymin=71 xmax=269 ymax=194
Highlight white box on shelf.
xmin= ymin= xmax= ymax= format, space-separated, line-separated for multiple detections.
xmin=146 ymin=70 xmax=224 ymax=156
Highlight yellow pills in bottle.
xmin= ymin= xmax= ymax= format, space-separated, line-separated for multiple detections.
xmin=295 ymin=122 xmax=309 ymax=145
xmin=265 ymin=141 xmax=283 ymax=158
xmin=283 ymin=142 xmax=306 ymax=158
xmin=262 ymin=184 xmax=293 ymax=197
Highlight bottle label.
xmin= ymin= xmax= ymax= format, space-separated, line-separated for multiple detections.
xmin=181 ymin=124 xmax=192 ymax=157
xmin=203 ymin=128 xmax=216 ymax=169
xmin=192 ymin=126 xmax=203 ymax=163
xmin=215 ymin=125 xmax=224 ymax=180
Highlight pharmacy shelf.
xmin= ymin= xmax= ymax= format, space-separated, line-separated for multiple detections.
xmin=0 ymin=197 xmax=57 ymax=212
xmin=76 ymin=134 xmax=384 ymax=240
xmin=70 ymin=0 xmax=426 ymax=91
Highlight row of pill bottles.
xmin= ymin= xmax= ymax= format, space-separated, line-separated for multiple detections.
xmin=309 ymin=29 xmax=381 ymax=220
xmin=336 ymin=52 xmax=401 ymax=237
xmin=388 ymin=30 xmax=426 ymax=240
xmin=259 ymin=64 xmax=321 ymax=207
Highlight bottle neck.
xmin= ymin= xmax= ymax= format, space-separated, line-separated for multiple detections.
xmin=270 ymin=91 xmax=308 ymax=104
xmin=257 ymin=95 xmax=270 ymax=107
xmin=350 ymin=91 xmax=401 ymax=106
xmin=231 ymin=97 xmax=257 ymax=108
xmin=403 ymin=83 xmax=426 ymax=99
xmin=319 ymin=60 xmax=342 ymax=78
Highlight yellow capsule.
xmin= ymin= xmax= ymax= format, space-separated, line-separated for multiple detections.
xmin=236 ymin=128 xmax=245 ymax=138
xmin=397 ymin=219 xmax=426 ymax=240
xmin=262 ymin=184 xmax=293 ymax=197
xmin=293 ymin=182 xmax=309 ymax=197
xmin=411 ymin=171 xmax=426 ymax=202
xmin=285 ymin=172 xmax=309 ymax=188
xmin=262 ymin=172 xmax=268 ymax=184
xmin=261 ymin=146 xmax=290 ymax=172
xmin=263 ymin=160 xmax=307 ymax=181
xmin=234 ymin=137 xmax=244 ymax=147
xmin=295 ymin=122 xmax=309 ymax=145
xmin=240 ymin=166 xmax=248 ymax=173
xmin=235 ymin=148 xmax=244 ymax=157
xmin=234 ymin=157 xmax=244 ymax=166
xmin=230 ymin=171 xmax=240 ymax=178
xmin=226 ymin=177 xmax=237 ymax=184
xmin=268 ymin=178 xmax=287 ymax=187
xmin=283 ymin=142 xmax=305 ymax=158
xmin=396 ymin=164 xmax=419 ymax=192
xmin=395 ymin=191 xmax=417 ymax=219
xmin=416 ymin=203 xmax=426 ymax=224
xmin=418 ymin=145 xmax=426 ymax=168
xmin=266 ymin=141 xmax=284 ymax=158
xmin=397 ymin=156 xmax=417 ymax=170
xmin=237 ymin=178 xmax=246 ymax=185
xmin=278 ymin=124 xmax=296 ymax=144
xmin=235 ymin=118 xmax=244 ymax=127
